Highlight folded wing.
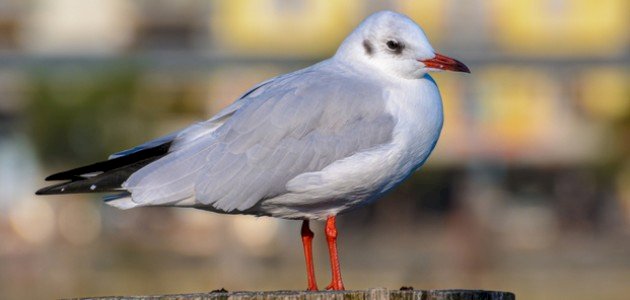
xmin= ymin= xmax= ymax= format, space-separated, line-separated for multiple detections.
xmin=124 ymin=66 xmax=396 ymax=212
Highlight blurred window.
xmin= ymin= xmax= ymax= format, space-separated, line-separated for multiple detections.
xmin=19 ymin=0 xmax=135 ymax=55
xmin=577 ymin=68 xmax=630 ymax=122
xmin=0 ymin=0 xmax=22 ymax=51
xmin=133 ymin=1 xmax=205 ymax=51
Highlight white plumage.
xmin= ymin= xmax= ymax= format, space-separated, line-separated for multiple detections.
xmin=40 ymin=11 xmax=471 ymax=221
xmin=104 ymin=11 xmax=457 ymax=220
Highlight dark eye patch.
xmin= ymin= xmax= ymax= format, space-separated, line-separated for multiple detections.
xmin=363 ymin=40 xmax=373 ymax=56
xmin=386 ymin=40 xmax=404 ymax=54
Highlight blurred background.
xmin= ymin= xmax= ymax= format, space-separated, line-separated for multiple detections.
xmin=0 ymin=0 xmax=628 ymax=299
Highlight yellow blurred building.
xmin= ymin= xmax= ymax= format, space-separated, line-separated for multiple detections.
xmin=395 ymin=0 xmax=448 ymax=43
xmin=209 ymin=0 xmax=362 ymax=57
xmin=491 ymin=0 xmax=628 ymax=56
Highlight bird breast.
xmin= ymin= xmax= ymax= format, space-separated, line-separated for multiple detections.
xmin=379 ymin=75 xmax=444 ymax=190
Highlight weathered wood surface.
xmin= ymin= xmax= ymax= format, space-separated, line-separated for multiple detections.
xmin=75 ymin=288 xmax=515 ymax=300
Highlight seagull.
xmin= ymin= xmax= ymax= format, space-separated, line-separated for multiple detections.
xmin=37 ymin=11 xmax=469 ymax=291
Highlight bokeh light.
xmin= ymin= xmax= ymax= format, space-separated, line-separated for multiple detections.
xmin=8 ymin=198 xmax=55 ymax=245
xmin=57 ymin=200 xmax=102 ymax=245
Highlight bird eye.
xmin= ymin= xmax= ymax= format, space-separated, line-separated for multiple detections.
xmin=386 ymin=40 xmax=403 ymax=53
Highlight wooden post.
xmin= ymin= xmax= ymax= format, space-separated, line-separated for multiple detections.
xmin=75 ymin=288 xmax=515 ymax=300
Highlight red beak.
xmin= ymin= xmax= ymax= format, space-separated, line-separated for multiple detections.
xmin=420 ymin=52 xmax=470 ymax=73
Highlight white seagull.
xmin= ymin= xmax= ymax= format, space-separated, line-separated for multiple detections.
xmin=37 ymin=11 xmax=470 ymax=290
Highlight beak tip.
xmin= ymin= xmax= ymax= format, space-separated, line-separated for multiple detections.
xmin=421 ymin=52 xmax=471 ymax=74
xmin=455 ymin=59 xmax=471 ymax=74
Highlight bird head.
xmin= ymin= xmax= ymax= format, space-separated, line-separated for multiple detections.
xmin=335 ymin=11 xmax=470 ymax=79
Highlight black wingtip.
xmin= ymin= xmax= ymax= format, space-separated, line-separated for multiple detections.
xmin=35 ymin=181 xmax=72 ymax=195
xmin=35 ymin=185 xmax=59 ymax=195
xmin=38 ymin=139 xmax=173 ymax=196
xmin=44 ymin=167 xmax=99 ymax=181
xmin=36 ymin=180 xmax=95 ymax=195
xmin=43 ymin=141 xmax=172 ymax=182
xmin=45 ymin=173 xmax=69 ymax=181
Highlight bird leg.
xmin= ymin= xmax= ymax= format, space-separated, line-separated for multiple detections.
xmin=324 ymin=216 xmax=345 ymax=290
xmin=301 ymin=220 xmax=318 ymax=291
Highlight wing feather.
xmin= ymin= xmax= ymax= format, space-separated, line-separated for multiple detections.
xmin=124 ymin=63 xmax=396 ymax=211
xmin=194 ymin=68 xmax=395 ymax=212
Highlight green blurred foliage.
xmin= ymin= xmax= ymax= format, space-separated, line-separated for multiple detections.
xmin=27 ymin=65 xmax=151 ymax=165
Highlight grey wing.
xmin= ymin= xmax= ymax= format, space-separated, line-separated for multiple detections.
xmin=124 ymin=68 xmax=395 ymax=212
xmin=108 ymin=77 xmax=272 ymax=160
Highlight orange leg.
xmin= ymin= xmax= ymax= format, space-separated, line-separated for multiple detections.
xmin=324 ymin=216 xmax=345 ymax=290
xmin=301 ymin=220 xmax=318 ymax=291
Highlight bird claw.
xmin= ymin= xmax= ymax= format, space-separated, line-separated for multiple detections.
xmin=306 ymin=285 xmax=318 ymax=291
xmin=325 ymin=282 xmax=344 ymax=291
